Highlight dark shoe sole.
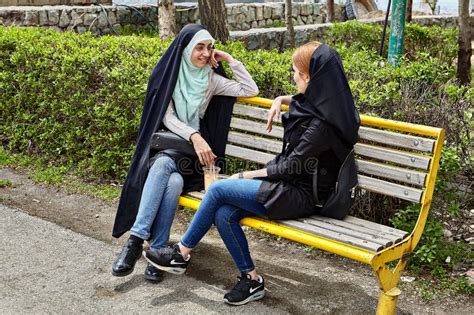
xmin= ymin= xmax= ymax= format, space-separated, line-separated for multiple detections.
xmin=143 ymin=272 xmax=163 ymax=283
xmin=223 ymin=290 xmax=265 ymax=306
xmin=142 ymin=251 xmax=187 ymax=275
xmin=111 ymin=267 xmax=135 ymax=277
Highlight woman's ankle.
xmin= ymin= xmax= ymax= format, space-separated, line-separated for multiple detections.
xmin=178 ymin=242 xmax=191 ymax=259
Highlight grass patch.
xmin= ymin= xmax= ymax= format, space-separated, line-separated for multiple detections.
xmin=0 ymin=147 xmax=120 ymax=203
xmin=0 ymin=179 xmax=13 ymax=188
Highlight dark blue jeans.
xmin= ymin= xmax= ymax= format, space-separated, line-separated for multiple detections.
xmin=181 ymin=179 xmax=267 ymax=273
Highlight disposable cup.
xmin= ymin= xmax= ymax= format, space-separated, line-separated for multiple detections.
xmin=204 ymin=165 xmax=221 ymax=191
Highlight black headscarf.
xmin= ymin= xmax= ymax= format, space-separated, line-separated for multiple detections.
xmin=284 ymin=43 xmax=360 ymax=147
xmin=112 ymin=24 xmax=235 ymax=238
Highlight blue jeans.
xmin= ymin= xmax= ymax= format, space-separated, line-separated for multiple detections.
xmin=130 ymin=156 xmax=184 ymax=249
xmin=181 ymin=179 xmax=267 ymax=273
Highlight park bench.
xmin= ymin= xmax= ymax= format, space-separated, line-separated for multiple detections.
xmin=152 ymin=96 xmax=445 ymax=314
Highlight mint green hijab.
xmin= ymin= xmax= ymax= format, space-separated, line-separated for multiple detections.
xmin=172 ymin=30 xmax=215 ymax=130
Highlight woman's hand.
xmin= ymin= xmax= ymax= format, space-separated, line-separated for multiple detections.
xmin=209 ymin=49 xmax=235 ymax=68
xmin=190 ymin=133 xmax=216 ymax=166
xmin=266 ymin=97 xmax=283 ymax=132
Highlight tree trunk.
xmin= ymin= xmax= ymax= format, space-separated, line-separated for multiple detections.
xmin=406 ymin=0 xmax=413 ymax=23
xmin=327 ymin=0 xmax=334 ymax=23
xmin=158 ymin=0 xmax=176 ymax=40
xmin=285 ymin=0 xmax=295 ymax=48
xmin=197 ymin=0 xmax=230 ymax=42
xmin=457 ymin=0 xmax=471 ymax=85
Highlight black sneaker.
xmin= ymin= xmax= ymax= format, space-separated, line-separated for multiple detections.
xmin=142 ymin=244 xmax=190 ymax=275
xmin=223 ymin=274 xmax=265 ymax=306
xmin=143 ymin=263 xmax=163 ymax=283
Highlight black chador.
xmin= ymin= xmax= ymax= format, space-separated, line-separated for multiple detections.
xmin=112 ymin=25 xmax=235 ymax=238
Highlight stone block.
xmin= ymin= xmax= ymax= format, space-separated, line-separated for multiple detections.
xmin=189 ymin=8 xmax=199 ymax=22
xmin=291 ymin=4 xmax=299 ymax=17
xmin=296 ymin=16 xmax=303 ymax=25
xmin=24 ymin=11 xmax=39 ymax=26
xmin=108 ymin=11 xmax=117 ymax=25
xmin=246 ymin=6 xmax=255 ymax=23
xmin=314 ymin=4 xmax=322 ymax=16
xmin=83 ymin=13 xmax=96 ymax=26
xmin=314 ymin=15 xmax=324 ymax=24
xmin=258 ymin=20 xmax=266 ymax=27
xmin=76 ymin=26 xmax=86 ymax=34
xmin=70 ymin=10 xmax=82 ymax=27
xmin=241 ymin=22 xmax=250 ymax=31
xmin=255 ymin=5 xmax=263 ymax=20
xmin=98 ymin=11 xmax=108 ymax=29
xmin=300 ymin=4 xmax=310 ymax=16
xmin=251 ymin=21 xmax=258 ymax=28
xmin=263 ymin=5 xmax=272 ymax=19
xmin=301 ymin=16 xmax=307 ymax=24
xmin=48 ymin=10 xmax=59 ymax=25
xmin=272 ymin=6 xmax=283 ymax=19
xmin=39 ymin=10 xmax=48 ymax=25
xmin=307 ymin=15 xmax=313 ymax=24
xmin=227 ymin=13 xmax=235 ymax=25
xmin=58 ymin=10 xmax=70 ymax=28
xmin=266 ymin=18 xmax=273 ymax=27
xmin=235 ymin=13 xmax=245 ymax=25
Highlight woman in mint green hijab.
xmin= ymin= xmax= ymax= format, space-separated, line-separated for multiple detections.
xmin=112 ymin=25 xmax=258 ymax=284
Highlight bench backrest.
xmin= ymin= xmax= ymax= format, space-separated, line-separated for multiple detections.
xmin=229 ymin=97 xmax=445 ymax=248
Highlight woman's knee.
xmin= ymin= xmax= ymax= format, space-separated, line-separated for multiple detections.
xmin=167 ymin=172 xmax=184 ymax=194
xmin=151 ymin=155 xmax=175 ymax=172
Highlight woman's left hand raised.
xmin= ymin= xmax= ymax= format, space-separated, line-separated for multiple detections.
xmin=209 ymin=49 xmax=235 ymax=68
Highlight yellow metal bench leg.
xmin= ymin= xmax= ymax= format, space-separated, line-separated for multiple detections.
xmin=376 ymin=287 xmax=401 ymax=315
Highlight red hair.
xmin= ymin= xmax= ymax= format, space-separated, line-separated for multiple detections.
xmin=292 ymin=41 xmax=321 ymax=76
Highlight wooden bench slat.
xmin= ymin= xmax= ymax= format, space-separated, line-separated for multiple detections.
xmin=233 ymin=103 xmax=282 ymax=122
xmin=228 ymin=131 xmax=282 ymax=154
xmin=358 ymin=175 xmax=423 ymax=203
xmin=278 ymin=219 xmax=383 ymax=252
xmin=342 ymin=216 xmax=408 ymax=238
xmin=359 ymin=126 xmax=435 ymax=153
xmin=226 ymin=144 xmax=274 ymax=164
xmin=302 ymin=215 xmax=405 ymax=244
xmin=230 ymin=117 xmax=284 ymax=139
xmin=356 ymin=160 xmax=427 ymax=186
xmin=355 ymin=143 xmax=431 ymax=170
xmin=298 ymin=217 xmax=395 ymax=247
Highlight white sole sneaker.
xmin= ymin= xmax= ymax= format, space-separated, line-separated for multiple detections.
xmin=223 ymin=290 xmax=265 ymax=306
xmin=142 ymin=251 xmax=186 ymax=275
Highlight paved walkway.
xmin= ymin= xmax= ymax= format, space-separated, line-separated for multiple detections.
xmin=0 ymin=204 xmax=280 ymax=314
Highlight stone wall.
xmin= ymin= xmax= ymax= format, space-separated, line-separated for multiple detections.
xmin=0 ymin=3 xmax=344 ymax=34
xmin=176 ymin=3 xmax=345 ymax=31
xmin=0 ymin=0 xmax=110 ymax=5
xmin=231 ymin=15 xmax=473 ymax=50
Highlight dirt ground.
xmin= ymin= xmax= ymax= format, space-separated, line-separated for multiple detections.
xmin=1 ymin=167 xmax=472 ymax=314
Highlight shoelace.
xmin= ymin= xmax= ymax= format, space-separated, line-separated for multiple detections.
xmin=157 ymin=245 xmax=178 ymax=257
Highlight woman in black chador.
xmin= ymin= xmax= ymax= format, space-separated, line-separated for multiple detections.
xmin=143 ymin=41 xmax=360 ymax=305
xmin=111 ymin=24 xmax=258 ymax=282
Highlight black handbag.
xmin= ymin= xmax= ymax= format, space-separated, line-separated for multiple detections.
xmin=151 ymin=131 xmax=197 ymax=156
xmin=313 ymin=148 xmax=358 ymax=220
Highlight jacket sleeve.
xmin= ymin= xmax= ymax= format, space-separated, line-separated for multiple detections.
xmin=212 ymin=60 xmax=259 ymax=97
xmin=162 ymin=100 xmax=198 ymax=141
xmin=266 ymin=119 xmax=330 ymax=181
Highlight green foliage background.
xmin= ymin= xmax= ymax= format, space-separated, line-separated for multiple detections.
xmin=1 ymin=21 xmax=472 ymax=277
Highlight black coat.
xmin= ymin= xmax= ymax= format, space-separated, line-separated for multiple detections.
xmin=256 ymin=44 xmax=360 ymax=220
xmin=112 ymin=25 xmax=235 ymax=238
